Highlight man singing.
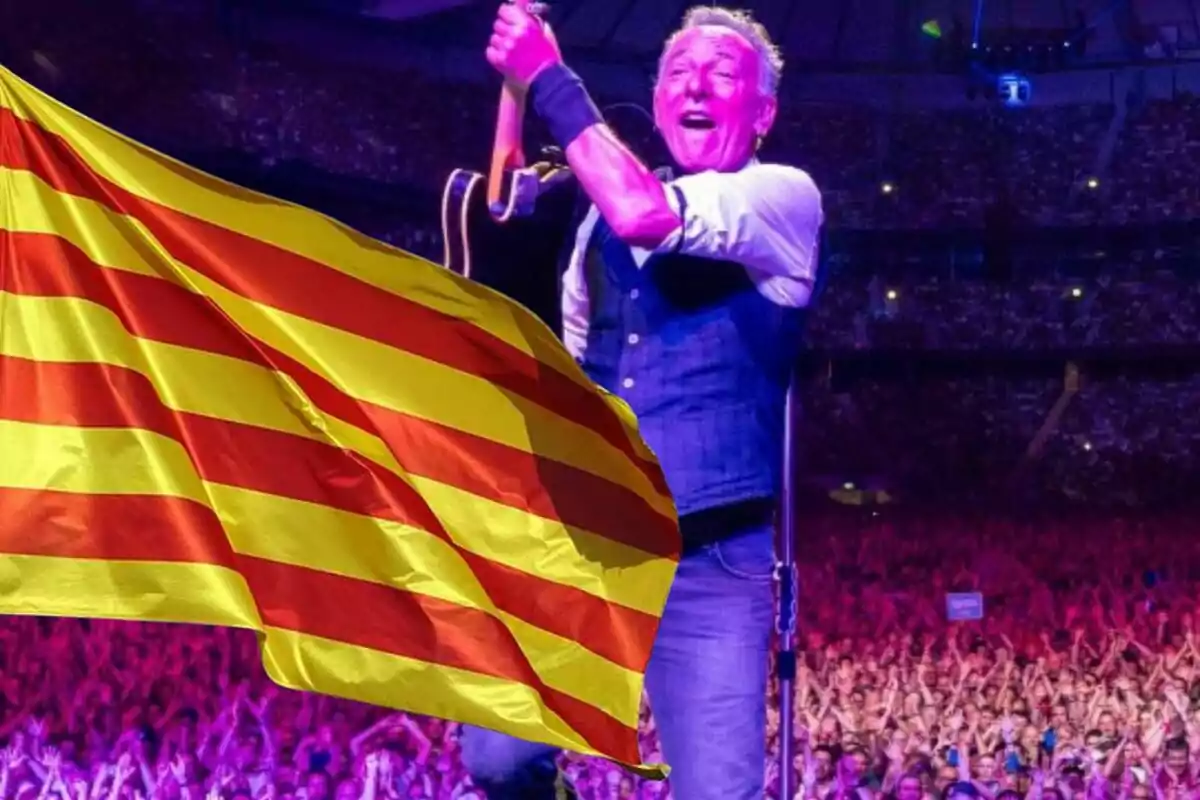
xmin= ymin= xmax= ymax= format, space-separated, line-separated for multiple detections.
xmin=461 ymin=4 xmax=824 ymax=799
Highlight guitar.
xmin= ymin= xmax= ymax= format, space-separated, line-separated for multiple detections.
xmin=440 ymin=149 xmax=578 ymax=333
xmin=440 ymin=5 xmax=666 ymax=331
xmin=437 ymin=0 xmax=572 ymax=331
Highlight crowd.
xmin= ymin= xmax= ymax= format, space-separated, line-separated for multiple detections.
xmin=805 ymin=243 xmax=1200 ymax=351
xmin=802 ymin=374 xmax=1200 ymax=507
xmin=758 ymin=511 xmax=1200 ymax=800
xmin=2 ymin=515 xmax=1200 ymax=800
xmin=1108 ymin=95 xmax=1200 ymax=226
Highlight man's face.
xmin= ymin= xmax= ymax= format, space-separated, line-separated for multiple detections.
xmin=306 ymin=773 xmax=329 ymax=800
xmin=1020 ymin=726 xmax=1039 ymax=749
xmin=1167 ymin=747 xmax=1189 ymax=776
xmin=235 ymin=736 xmax=259 ymax=770
xmin=1051 ymin=705 xmax=1068 ymax=728
xmin=814 ymin=750 xmax=833 ymax=780
xmin=653 ymin=25 xmax=776 ymax=173
xmin=898 ymin=777 xmax=923 ymax=800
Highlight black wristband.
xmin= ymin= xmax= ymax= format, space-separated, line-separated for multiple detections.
xmin=529 ymin=63 xmax=603 ymax=150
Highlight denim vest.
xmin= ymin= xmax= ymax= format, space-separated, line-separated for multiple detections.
xmin=578 ymin=219 xmax=805 ymax=542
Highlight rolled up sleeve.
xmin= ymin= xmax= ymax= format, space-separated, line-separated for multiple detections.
xmin=655 ymin=163 xmax=824 ymax=302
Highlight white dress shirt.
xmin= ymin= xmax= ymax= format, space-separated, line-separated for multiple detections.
xmin=561 ymin=162 xmax=824 ymax=360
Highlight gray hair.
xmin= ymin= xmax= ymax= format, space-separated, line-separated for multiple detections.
xmin=658 ymin=6 xmax=784 ymax=97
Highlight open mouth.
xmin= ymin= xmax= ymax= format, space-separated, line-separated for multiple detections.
xmin=679 ymin=113 xmax=716 ymax=130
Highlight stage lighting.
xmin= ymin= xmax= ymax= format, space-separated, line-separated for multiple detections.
xmin=997 ymin=73 xmax=1032 ymax=107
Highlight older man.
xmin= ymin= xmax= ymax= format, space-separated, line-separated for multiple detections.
xmin=461 ymin=5 xmax=824 ymax=799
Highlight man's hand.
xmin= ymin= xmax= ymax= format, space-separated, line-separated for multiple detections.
xmin=486 ymin=2 xmax=562 ymax=90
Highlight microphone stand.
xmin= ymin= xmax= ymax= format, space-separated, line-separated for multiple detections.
xmin=776 ymin=373 xmax=800 ymax=800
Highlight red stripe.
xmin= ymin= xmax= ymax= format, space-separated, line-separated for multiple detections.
xmin=0 ymin=229 xmax=680 ymax=562
xmin=0 ymin=487 xmax=239 ymax=567
xmin=0 ymin=487 xmax=640 ymax=763
xmin=0 ymin=354 xmax=661 ymax=673
xmin=0 ymin=107 xmax=671 ymax=500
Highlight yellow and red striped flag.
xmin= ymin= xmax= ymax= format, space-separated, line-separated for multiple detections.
xmin=0 ymin=66 xmax=679 ymax=776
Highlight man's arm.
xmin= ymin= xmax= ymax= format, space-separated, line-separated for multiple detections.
xmin=486 ymin=2 xmax=822 ymax=303
xmin=484 ymin=4 xmax=678 ymax=249
xmin=559 ymin=124 xmax=680 ymax=250
xmin=564 ymin=131 xmax=824 ymax=308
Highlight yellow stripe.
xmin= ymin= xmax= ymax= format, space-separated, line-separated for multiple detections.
xmin=0 ymin=291 xmax=674 ymax=614
xmin=0 ymin=420 xmax=642 ymax=726
xmin=410 ymin=477 xmax=674 ymax=616
xmin=0 ymin=554 xmax=259 ymax=629
xmin=0 ymin=67 xmax=655 ymax=467
xmin=260 ymin=627 xmax=627 ymax=761
xmin=0 ymin=421 xmax=211 ymax=499
xmin=0 ymin=170 xmax=674 ymax=520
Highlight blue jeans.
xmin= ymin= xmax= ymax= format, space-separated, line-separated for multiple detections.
xmin=460 ymin=526 xmax=776 ymax=800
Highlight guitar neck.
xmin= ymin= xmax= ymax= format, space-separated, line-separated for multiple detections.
xmin=485 ymin=82 xmax=526 ymax=215
xmin=485 ymin=0 xmax=532 ymax=217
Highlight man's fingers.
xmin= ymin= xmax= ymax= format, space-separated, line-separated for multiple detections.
xmin=496 ymin=2 xmax=527 ymax=23
xmin=493 ymin=15 xmax=517 ymax=36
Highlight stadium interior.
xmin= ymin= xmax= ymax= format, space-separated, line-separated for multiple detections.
xmin=1 ymin=0 xmax=1200 ymax=797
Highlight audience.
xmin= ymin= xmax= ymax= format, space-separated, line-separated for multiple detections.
xmin=1 ymin=516 xmax=1200 ymax=799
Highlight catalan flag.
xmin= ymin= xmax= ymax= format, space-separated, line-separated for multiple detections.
xmin=0 ymin=66 xmax=679 ymax=776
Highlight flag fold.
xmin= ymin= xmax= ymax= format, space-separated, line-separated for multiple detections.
xmin=0 ymin=66 xmax=679 ymax=777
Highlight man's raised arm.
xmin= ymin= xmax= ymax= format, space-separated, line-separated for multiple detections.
xmin=486 ymin=3 xmax=679 ymax=249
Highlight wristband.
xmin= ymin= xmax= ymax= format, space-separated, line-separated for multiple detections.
xmin=529 ymin=63 xmax=603 ymax=150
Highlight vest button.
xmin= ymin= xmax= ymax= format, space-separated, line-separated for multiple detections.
xmin=629 ymin=289 xmax=640 ymax=300
xmin=627 ymin=333 xmax=640 ymax=345
xmin=622 ymin=377 xmax=635 ymax=390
